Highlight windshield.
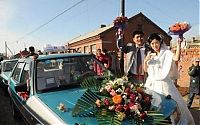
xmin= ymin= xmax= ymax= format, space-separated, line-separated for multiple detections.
xmin=36 ymin=55 xmax=110 ymax=93
xmin=2 ymin=60 xmax=18 ymax=72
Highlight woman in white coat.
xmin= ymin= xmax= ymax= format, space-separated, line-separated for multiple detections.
xmin=144 ymin=33 xmax=195 ymax=125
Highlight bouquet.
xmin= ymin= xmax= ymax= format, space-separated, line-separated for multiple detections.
xmin=113 ymin=16 xmax=128 ymax=30
xmin=168 ymin=22 xmax=191 ymax=36
xmin=72 ymin=76 xmax=170 ymax=125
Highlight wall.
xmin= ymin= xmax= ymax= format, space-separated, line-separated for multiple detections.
xmin=177 ymin=47 xmax=200 ymax=87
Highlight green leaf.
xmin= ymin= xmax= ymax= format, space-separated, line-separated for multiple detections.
xmin=95 ymin=111 xmax=123 ymax=125
xmin=147 ymin=111 xmax=171 ymax=125
xmin=72 ymin=89 xmax=99 ymax=117
xmin=81 ymin=76 xmax=101 ymax=90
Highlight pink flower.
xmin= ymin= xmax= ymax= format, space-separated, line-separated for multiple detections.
xmin=110 ymin=89 xmax=116 ymax=96
xmin=128 ymin=103 xmax=134 ymax=109
xmin=129 ymin=104 xmax=138 ymax=112
xmin=103 ymin=98 xmax=110 ymax=106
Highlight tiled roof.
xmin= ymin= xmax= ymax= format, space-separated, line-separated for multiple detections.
xmin=67 ymin=24 xmax=113 ymax=44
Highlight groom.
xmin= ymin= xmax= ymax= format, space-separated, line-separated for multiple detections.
xmin=117 ymin=30 xmax=151 ymax=84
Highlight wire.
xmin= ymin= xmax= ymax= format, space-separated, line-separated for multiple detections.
xmin=15 ymin=0 xmax=86 ymax=42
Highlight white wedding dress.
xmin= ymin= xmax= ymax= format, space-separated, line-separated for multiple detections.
xmin=144 ymin=47 xmax=195 ymax=125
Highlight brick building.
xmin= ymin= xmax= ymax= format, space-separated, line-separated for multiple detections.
xmin=66 ymin=12 xmax=172 ymax=54
xmin=175 ymin=40 xmax=200 ymax=87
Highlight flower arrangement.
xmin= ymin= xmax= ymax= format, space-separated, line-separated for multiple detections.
xmin=168 ymin=22 xmax=191 ymax=36
xmin=72 ymin=76 xmax=170 ymax=125
xmin=113 ymin=16 xmax=128 ymax=30
xmin=95 ymin=77 xmax=151 ymax=123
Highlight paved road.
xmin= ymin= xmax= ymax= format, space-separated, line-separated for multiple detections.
xmin=0 ymin=87 xmax=199 ymax=125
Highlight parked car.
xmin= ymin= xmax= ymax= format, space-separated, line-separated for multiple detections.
xmin=8 ymin=53 xmax=110 ymax=125
xmin=0 ymin=59 xmax=18 ymax=95
xmin=8 ymin=53 xmax=176 ymax=125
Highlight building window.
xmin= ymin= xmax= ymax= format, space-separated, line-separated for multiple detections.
xmin=84 ymin=46 xmax=89 ymax=53
xmin=91 ymin=44 xmax=96 ymax=54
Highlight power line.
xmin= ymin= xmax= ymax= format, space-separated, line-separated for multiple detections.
xmin=15 ymin=0 xmax=86 ymax=42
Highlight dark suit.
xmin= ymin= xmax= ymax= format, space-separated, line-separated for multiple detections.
xmin=117 ymin=38 xmax=151 ymax=83
xmin=187 ymin=64 xmax=200 ymax=108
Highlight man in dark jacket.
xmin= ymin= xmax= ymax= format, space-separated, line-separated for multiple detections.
xmin=117 ymin=30 xmax=151 ymax=84
xmin=187 ymin=58 xmax=200 ymax=108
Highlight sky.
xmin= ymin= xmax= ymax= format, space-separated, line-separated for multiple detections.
xmin=0 ymin=0 xmax=199 ymax=56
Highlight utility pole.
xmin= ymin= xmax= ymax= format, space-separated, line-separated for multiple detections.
xmin=119 ymin=0 xmax=125 ymax=74
xmin=5 ymin=41 xmax=14 ymax=57
xmin=121 ymin=0 xmax=125 ymax=16
xmin=5 ymin=41 xmax=7 ymax=57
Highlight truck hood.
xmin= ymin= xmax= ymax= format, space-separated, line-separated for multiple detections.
xmin=37 ymin=88 xmax=98 ymax=125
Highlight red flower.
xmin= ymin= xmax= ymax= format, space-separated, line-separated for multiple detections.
xmin=115 ymin=104 xmax=123 ymax=112
xmin=169 ymin=22 xmax=191 ymax=35
xmin=128 ymin=102 xmax=135 ymax=110
xmin=129 ymin=93 xmax=135 ymax=102
xmin=125 ymin=87 xmax=131 ymax=95
xmin=140 ymin=112 xmax=147 ymax=119
xmin=113 ymin=16 xmax=128 ymax=29
xmin=123 ymin=104 xmax=130 ymax=112
xmin=104 ymin=98 xmax=110 ymax=106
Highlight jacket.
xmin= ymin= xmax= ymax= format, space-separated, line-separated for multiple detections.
xmin=188 ymin=64 xmax=200 ymax=94
xmin=117 ymin=38 xmax=151 ymax=75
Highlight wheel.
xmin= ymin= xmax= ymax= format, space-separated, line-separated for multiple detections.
xmin=10 ymin=99 xmax=20 ymax=119
xmin=3 ymin=85 xmax=9 ymax=96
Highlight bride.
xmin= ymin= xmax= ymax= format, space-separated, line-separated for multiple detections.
xmin=144 ymin=33 xmax=195 ymax=125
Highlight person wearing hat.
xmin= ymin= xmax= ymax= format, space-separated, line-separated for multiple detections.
xmin=187 ymin=57 xmax=200 ymax=108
